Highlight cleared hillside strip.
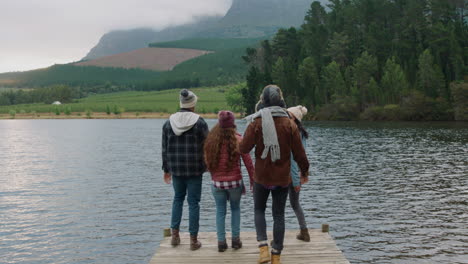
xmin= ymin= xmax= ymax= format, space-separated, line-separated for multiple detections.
xmin=76 ymin=48 xmax=212 ymax=71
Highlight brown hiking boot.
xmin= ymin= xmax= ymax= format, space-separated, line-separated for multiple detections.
xmin=171 ymin=229 xmax=180 ymax=246
xmin=218 ymin=240 xmax=228 ymax=252
xmin=297 ymin=228 xmax=310 ymax=242
xmin=258 ymin=245 xmax=270 ymax=263
xmin=232 ymin=237 xmax=242 ymax=250
xmin=271 ymin=253 xmax=281 ymax=264
xmin=190 ymin=235 xmax=202 ymax=251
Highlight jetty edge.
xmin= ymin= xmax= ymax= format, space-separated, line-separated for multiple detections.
xmin=150 ymin=224 xmax=350 ymax=264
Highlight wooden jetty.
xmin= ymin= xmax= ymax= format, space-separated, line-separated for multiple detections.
xmin=150 ymin=225 xmax=350 ymax=264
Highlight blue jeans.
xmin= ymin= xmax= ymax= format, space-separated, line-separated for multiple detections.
xmin=211 ymin=185 xmax=242 ymax=241
xmin=170 ymin=176 xmax=203 ymax=236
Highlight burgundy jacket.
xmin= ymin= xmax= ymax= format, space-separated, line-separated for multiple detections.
xmin=209 ymin=134 xmax=255 ymax=184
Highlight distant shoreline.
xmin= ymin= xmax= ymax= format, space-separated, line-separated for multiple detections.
xmin=0 ymin=112 xmax=243 ymax=120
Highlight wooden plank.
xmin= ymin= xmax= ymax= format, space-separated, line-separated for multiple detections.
xmin=150 ymin=230 xmax=350 ymax=264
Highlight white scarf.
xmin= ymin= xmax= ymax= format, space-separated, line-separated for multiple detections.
xmin=245 ymin=106 xmax=289 ymax=162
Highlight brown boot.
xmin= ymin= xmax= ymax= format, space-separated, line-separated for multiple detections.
xmin=258 ymin=245 xmax=270 ymax=263
xmin=232 ymin=237 xmax=242 ymax=250
xmin=218 ymin=240 xmax=228 ymax=252
xmin=190 ymin=235 xmax=202 ymax=251
xmin=171 ymin=229 xmax=180 ymax=246
xmin=271 ymin=253 xmax=281 ymax=264
xmin=297 ymin=228 xmax=310 ymax=242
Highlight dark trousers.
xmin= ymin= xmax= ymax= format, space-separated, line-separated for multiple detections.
xmin=288 ymin=184 xmax=307 ymax=229
xmin=253 ymin=182 xmax=289 ymax=252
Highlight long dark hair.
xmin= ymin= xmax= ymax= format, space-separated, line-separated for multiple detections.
xmin=294 ymin=118 xmax=309 ymax=139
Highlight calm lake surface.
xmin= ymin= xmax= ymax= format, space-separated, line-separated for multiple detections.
xmin=1 ymin=119 xmax=467 ymax=264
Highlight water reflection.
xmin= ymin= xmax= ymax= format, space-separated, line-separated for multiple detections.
xmin=0 ymin=120 xmax=467 ymax=264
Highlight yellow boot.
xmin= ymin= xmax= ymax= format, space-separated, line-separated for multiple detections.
xmin=258 ymin=245 xmax=270 ymax=263
xmin=271 ymin=254 xmax=281 ymax=264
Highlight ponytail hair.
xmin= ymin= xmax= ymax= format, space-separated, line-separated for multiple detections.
xmin=294 ymin=118 xmax=309 ymax=139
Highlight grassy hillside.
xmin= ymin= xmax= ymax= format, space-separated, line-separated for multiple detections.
xmin=138 ymin=37 xmax=266 ymax=90
xmin=76 ymin=47 xmax=211 ymax=71
xmin=149 ymin=38 xmax=263 ymax=51
xmin=1 ymin=37 xmax=265 ymax=90
xmin=0 ymin=85 xmax=231 ymax=114
xmin=0 ymin=64 xmax=160 ymax=87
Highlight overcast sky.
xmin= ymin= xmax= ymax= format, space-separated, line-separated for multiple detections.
xmin=0 ymin=0 xmax=232 ymax=73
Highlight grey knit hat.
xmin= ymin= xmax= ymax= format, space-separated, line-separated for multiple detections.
xmin=259 ymin=85 xmax=286 ymax=108
xmin=179 ymin=89 xmax=198 ymax=109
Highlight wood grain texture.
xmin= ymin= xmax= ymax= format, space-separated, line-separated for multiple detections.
xmin=150 ymin=230 xmax=350 ymax=264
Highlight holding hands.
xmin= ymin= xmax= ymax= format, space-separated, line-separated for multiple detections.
xmin=300 ymin=171 xmax=309 ymax=185
xmin=294 ymin=171 xmax=309 ymax=193
xmin=164 ymin=172 xmax=172 ymax=184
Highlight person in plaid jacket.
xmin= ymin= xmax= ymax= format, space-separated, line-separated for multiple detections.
xmin=162 ymin=89 xmax=209 ymax=251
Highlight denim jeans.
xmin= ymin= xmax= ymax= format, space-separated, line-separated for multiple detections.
xmin=211 ymin=185 xmax=242 ymax=241
xmin=253 ymin=182 xmax=288 ymax=252
xmin=170 ymin=175 xmax=203 ymax=236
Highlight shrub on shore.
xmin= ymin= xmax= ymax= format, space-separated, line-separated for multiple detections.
xmin=451 ymin=82 xmax=468 ymax=121
xmin=361 ymin=104 xmax=400 ymax=121
xmin=315 ymin=96 xmax=360 ymax=121
xmin=360 ymin=91 xmax=454 ymax=121
xmin=64 ymin=106 xmax=72 ymax=116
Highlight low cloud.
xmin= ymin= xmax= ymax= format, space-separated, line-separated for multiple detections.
xmin=0 ymin=0 xmax=231 ymax=73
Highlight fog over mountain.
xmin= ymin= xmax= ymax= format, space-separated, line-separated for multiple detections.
xmin=84 ymin=0 xmax=327 ymax=60
xmin=1 ymin=0 xmax=329 ymax=73
xmin=0 ymin=0 xmax=230 ymax=73
xmin=83 ymin=16 xmax=222 ymax=60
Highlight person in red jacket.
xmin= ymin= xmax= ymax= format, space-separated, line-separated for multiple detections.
xmin=204 ymin=111 xmax=255 ymax=252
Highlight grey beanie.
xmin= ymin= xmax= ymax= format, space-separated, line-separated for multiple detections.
xmin=179 ymin=89 xmax=198 ymax=108
xmin=260 ymin=85 xmax=286 ymax=108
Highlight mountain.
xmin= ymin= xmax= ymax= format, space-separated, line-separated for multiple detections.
xmin=83 ymin=16 xmax=222 ymax=60
xmin=197 ymin=0 xmax=313 ymax=38
xmin=84 ymin=0 xmax=322 ymax=60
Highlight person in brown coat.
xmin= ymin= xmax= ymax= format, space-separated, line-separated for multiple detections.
xmin=240 ymin=85 xmax=309 ymax=264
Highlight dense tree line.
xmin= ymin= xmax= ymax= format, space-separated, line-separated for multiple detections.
xmin=241 ymin=0 xmax=467 ymax=120
xmin=0 ymin=85 xmax=73 ymax=106
xmin=1 ymin=64 xmax=160 ymax=87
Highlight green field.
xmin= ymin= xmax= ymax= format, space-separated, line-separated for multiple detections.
xmin=0 ymin=86 xmax=232 ymax=114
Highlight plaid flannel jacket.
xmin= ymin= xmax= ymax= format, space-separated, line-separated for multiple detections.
xmin=162 ymin=112 xmax=209 ymax=177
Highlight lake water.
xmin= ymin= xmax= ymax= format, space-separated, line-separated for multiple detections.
xmin=1 ymin=119 xmax=467 ymax=264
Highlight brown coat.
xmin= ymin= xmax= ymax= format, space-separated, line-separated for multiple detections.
xmin=239 ymin=116 xmax=309 ymax=186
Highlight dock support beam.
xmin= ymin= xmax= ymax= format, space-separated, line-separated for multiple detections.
xmin=322 ymin=224 xmax=329 ymax=233
xmin=163 ymin=228 xmax=171 ymax=237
